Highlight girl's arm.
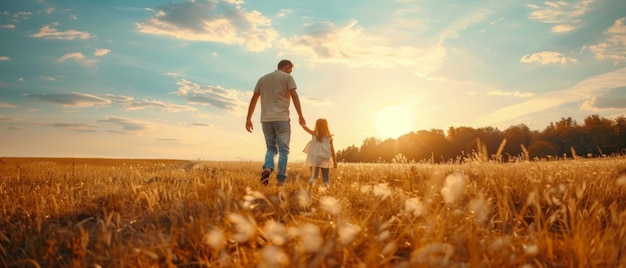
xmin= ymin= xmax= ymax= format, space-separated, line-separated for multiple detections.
xmin=301 ymin=124 xmax=315 ymax=135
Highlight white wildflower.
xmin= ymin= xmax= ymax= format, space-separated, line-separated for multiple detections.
xmin=203 ymin=228 xmax=225 ymax=249
xmin=441 ymin=173 xmax=466 ymax=204
xmin=373 ymin=183 xmax=391 ymax=200
xmin=260 ymin=246 xmax=289 ymax=268
xmin=263 ymin=220 xmax=287 ymax=246
xmin=319 ymin=196 xmax=341 ymax=216
xmin=227 ymin=213 xmax=257 ymax=243
xmin=338 ymin=222 xmax=361 ymax=246
xmin=298 ymin=223 xmax=322 ymax=252
xmin=297 ymin=190 xmax=311 ymax=208
xmin=469 ymin=193 xmax=490 ymax=224
xmin=404 ymin=197 xmax=424 ymax=217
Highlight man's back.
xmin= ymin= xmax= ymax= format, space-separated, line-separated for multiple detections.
xmin=255 ymin=70 xmax=297 ymax=122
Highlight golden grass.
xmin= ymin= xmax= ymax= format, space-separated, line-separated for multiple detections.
xmin=1 ymin=156 xmax=626 ymax=267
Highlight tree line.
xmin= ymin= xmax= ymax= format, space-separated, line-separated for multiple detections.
xmin=336 ymin=114 xmax=626 ymax=163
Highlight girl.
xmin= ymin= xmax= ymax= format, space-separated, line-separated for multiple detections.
xmin=301 ymin=118 xmax=337 ymax=187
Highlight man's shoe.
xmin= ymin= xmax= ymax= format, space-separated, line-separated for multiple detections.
xmin=260 ymin=169 xmax=271 ymax=185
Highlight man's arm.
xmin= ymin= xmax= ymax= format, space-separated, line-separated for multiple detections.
xmin=289 ymin=89 xmax=305 ymax=126
xmin=246 ymin=93 xmax=260 ymax=133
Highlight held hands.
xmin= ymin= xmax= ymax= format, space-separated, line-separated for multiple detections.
xmin=298 ymin=116 xmax=306 ymax=126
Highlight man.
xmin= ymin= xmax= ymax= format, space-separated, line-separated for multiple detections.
xmin=246 ymin=59 xmax=306 ymax=185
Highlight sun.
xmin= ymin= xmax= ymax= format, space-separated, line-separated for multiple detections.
xmin=374 ymin=105 xmax=417 ymax=139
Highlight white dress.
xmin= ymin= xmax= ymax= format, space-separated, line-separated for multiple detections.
xmin=303 ymin=135 xmax=332 ymax=168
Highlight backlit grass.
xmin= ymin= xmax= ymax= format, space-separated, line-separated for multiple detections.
xmin=1 ymin=157 xmax=626 ymax=267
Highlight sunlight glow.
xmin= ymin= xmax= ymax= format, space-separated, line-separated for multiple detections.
xmin=374 ymin=105 xmax=417 ymax=139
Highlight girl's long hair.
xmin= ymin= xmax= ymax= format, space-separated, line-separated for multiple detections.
xmin=314 ymin=118 xmax=332 ymax=142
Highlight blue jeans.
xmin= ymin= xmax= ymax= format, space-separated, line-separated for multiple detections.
xmin=261 ymin=121 xmax=291 ymax=184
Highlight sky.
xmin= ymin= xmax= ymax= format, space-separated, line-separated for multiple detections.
xmin=1 ymin=0 xmax=625 ymax=161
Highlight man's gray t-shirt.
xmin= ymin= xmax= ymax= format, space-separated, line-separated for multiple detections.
xmin=254 ymin=70 xmax=297 ymax=122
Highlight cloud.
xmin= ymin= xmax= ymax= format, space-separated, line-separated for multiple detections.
xmin=57 ymin=52 xmax=99 ymax=65
xmin=175 ymin=79 xmax=246 ymax=113
xmin=0 ymin=102 xmax=17 ymax=108
xmin=441 ymin=8 xmax=492 ymax=39
xmin=104 ymin=94 xmax=134 ymax=103
xmin=473 ymin=67 xmax=626 ymax=126
xmin=585 ymin=17 xmax=626 ymax=64
xmin=581 ymin=95 xmax=626 ymax=110
xmin=487 ymin=90 xmax=535 ymax=97
xmin=94 ymin=48 xmax=111 ymax=56
xmin=136 ymin=0 xmax=278 ymax=51
xmin=30 ymin=24 xmax=91 ymax=40
xmin=276 ymin=8 xmax=293 ymax=18
xmin=125 ymin=99 xmax=197 ymax=112
xmin=526 ymin=0 xmax=594 ymax=33
xmin=0 ymin=56 xmax=9 ymax=61
xmin=520 ymin=51 xmax=578 ymax=65
xmin=0 ymin=114 xmax=19 ymax=122
xmin=39 ymin=122 xmax=98 ymax=132
xmin=26 ymin=92 xmax=112 ymax=107
xmin=191 ymin=122 xmax=212 ymax=127
xmin=4 ymin=11 xmax=31 ymax=23
xmin=0 ymin=24 xmax=15 ymax=29
xmin=278 ymin=20 xmax=446 ymax=75
xmin=58 ymin=52 xmax=85 ymax=62
xmin=97 ymin=116 xmax=154 ymax=132
xmin=104 ymin=94 xmax=197 ymax=112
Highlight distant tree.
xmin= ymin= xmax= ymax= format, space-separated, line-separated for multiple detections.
xmin=528 ymin=140 xmax=559 ymax=158
xmin=613 ymin=116 xmax=626 ymax=152
xmin=446 ymin=126 xmax=478 ymax=158
xmin=336 ymin=114 xmax=626 ymax=163
xmin=360 ymin=137 xmax=382 ymax=162
xmin=503 ymin=124 xmax=532 ymax=160
xmin=377 ymin=138 xmax=397 ymax=162
xmin=475 ymin=127 xmax=505 ymax=158
xmin=582 ymin=114 xmax=615 ymax=156
xmin=336 ymin=145 xmax=360 ymax=162
xmin=546 ymin=117 xmax=584 ymax=157
xmin=396 ymin=132 xmax=420 ymax=161
xmin=413 ymin=129 xmax=449 ymax=162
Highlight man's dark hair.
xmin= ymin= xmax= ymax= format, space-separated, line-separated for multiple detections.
xmin=277 ymin=59 xmax=293 ymax=69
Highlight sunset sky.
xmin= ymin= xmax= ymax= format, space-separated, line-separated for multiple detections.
xmin=1 ymin=0 xmax=625 ymax=161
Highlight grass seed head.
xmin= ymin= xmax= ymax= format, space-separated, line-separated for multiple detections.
xmin=338 ymin=222 xmax=361 ymax=246
xmin=320 ymin=196 xmax=342 ymax=216
xmin=441 ymin=173 xmax=467 ymax=204
xmin=227 ymin=213 xmax=257 ymax=243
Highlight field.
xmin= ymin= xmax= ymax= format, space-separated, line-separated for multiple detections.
xmin=1 ymin=157 xmax=626 ymax=267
